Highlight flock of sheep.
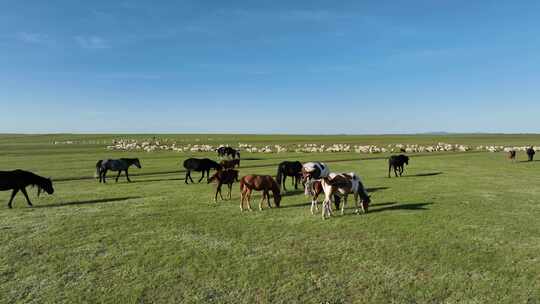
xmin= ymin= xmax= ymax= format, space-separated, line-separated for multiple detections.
xmin=101 ymin=138 xmax=540 ymax=155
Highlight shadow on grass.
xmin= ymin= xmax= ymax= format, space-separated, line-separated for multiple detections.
xmin=35 ymin=196 xmax=141 ymax=208
xmin=280 ymin=202 xmax=311 ymax=209
xmin=402 ymin=172 xmax=443 ymax=178
xmin=368 ymin=202 xmax=433 ymax=213
xmin=129 ymin=177 xmax=184 ymax=184
xmin=282 ymin=189 xmax=304 ymax=197
xmin=367 ymin=187 xmax=389 ymax=193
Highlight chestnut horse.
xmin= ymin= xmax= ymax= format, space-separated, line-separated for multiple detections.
xmin=239 ymin=175 xmax=281 ymax=211
xmin=208 ymin=169 xmax=239 ymax=202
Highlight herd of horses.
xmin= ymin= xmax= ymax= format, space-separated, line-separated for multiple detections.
xmin=1 ymin=145 xmax=537 ymax=217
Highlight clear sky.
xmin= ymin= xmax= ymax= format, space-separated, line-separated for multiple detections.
xmin=1 ymin=1 xmax=540 ymax=134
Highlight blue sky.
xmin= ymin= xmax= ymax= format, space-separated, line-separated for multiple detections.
xmin=2 ymin=0 xmax=540 ymax=134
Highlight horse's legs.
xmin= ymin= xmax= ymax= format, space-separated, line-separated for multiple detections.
xmin=246 ymin=189 xmax=253 ymax=211
xmin=259 ymin=190 xmax=267 ymax=211
xmin=115 ymin=170 xmax=122 ymax=183
xmin=228 ymin=183 xmax=233 ymax=199
xmin=218 ymin=183 xmax=224 ymax=201
xmin=394 ymin=166 xmax=399 ymax=177
xmin=125 ymin=170 xmax=131 ymax=182
xmin=215 ymin=183 xmax=221 ymax=202
xmin=20 ymin=187 xmax=33 ymax=207
xmin=102 ymin=169 xmax=108 ymax=183
xmin=8 ymin=189 xmax=19 ymax=208
xmin=341 ymin=195 xmax=347 ymax=215
xmin=185 ymin=171 xmax=190 ymax=184
xmin=198 ymin=171 xmax=206 ymax=183
xmin=388 ymin=164 xmax=392 ymax=178
xmin=266 ymin=191 xmax=272 ymax=208
xmin=354 ymin=192 xmax=360 ymax=214
xmin=311 ymin=190 xmax=320 ymax=215
xmin=240 ymin=187 xmax=245 ymax=211
xmin=282 ymin=176 xmax=287 ymax=192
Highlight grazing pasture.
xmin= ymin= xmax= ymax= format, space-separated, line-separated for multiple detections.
xmin=1 ymin=134 xmax=540 ymax=303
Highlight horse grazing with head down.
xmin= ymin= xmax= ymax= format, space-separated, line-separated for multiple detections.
xmin=208 ymin=169 xmax=239 ymax=202
xmin=320 ymin=173 xmax=371 ymax=219
xmin=239 ymin=175 xmax=281 ymax=211
xmin=96 ymin=158 xmax=141 ymax=183
xmin=183 ymin=158 xmax=222 ymax=184
xmin=0 ymin=170 xmax=54 ymax=208
xmin=388 ymin=155 xmax=409 ymax=178
xmin=276 ymin=161 xmax=302 ymax=192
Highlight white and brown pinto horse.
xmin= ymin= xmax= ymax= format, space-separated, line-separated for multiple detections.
xmin=302 ymin=162 xmax=331 ymax=213
xmin=320 ymin=172 xmax=371 ymax=220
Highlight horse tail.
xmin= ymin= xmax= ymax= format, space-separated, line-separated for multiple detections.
xmin=276 ymin=165 xmax=283 ymax=190
xmin=95 ymin=160 xmax=103 ymax=178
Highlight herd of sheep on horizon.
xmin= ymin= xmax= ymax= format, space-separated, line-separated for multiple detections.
xmin=89 ymin=139 xmax=539 ymax=154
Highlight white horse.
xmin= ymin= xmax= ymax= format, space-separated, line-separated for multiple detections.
xmin=320 ymin=172 xmax=371 ymax=220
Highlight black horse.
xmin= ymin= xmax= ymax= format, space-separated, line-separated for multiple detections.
xmin=276 ymin=161 xmax=303 ymax=191
xmin=0 ymin=170 xmax=54 ymax=208
xmin=183 ymin=158 xmax=222 ymax=184
xmin=217 ymin=146 xmax=240 ymax=159
xmin=96 ymin=158 xmax=142 ymax=183
xmin=527 ymin=147 xmax=536 ymax=161
xmin=388 ymin=154 xmax=409 ymax=178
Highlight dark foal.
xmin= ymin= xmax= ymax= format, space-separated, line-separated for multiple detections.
xmin=208 ymin=169 xmax=239 ymax=202
xmin=388 ymin=155 xmax=409 ymax=177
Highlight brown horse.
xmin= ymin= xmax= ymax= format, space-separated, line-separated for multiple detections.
xmin=208 ymin=169 xmax=239 ymax=202
xmin=239 ymin=175 xmax=281 ymax=211
xmin=220 ymin=159 xmax=240 ymax=169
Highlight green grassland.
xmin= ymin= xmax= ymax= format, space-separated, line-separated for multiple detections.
xmin=1 ymin=134 xmax=540 ymax=303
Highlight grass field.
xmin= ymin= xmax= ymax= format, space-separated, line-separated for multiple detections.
xmin=1 ymin=134 xmax=540 ymax=303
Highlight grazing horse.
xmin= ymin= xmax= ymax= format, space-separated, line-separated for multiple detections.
xmin=217 ymin=146 xmax=241 ymax=159
xmin=208 ymin=169 xmax=239 ymax=202
xmin=388 ymin=155 xmax=409 ymax=178
xmin=220 ymin=158 xmax=240 ymax=169
xmin=183 ymin=158 xmax=222 ymax=184
xmin=507 ymin=150 xmax=517 ymax=162
xmin=320 ymin=173 xmax=371 ymax=219
xmin=527 ymin=147 xmax=535 ymax=161
xmin=0 ymin=170 xmax=54 ymax=208
xmin=239 ymin=175 xmax=281 ymax=211
xmin=96 ymin=158 xmax=141 ymax=183
xmin=276 ymin=161 xmax=302 ymax=192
